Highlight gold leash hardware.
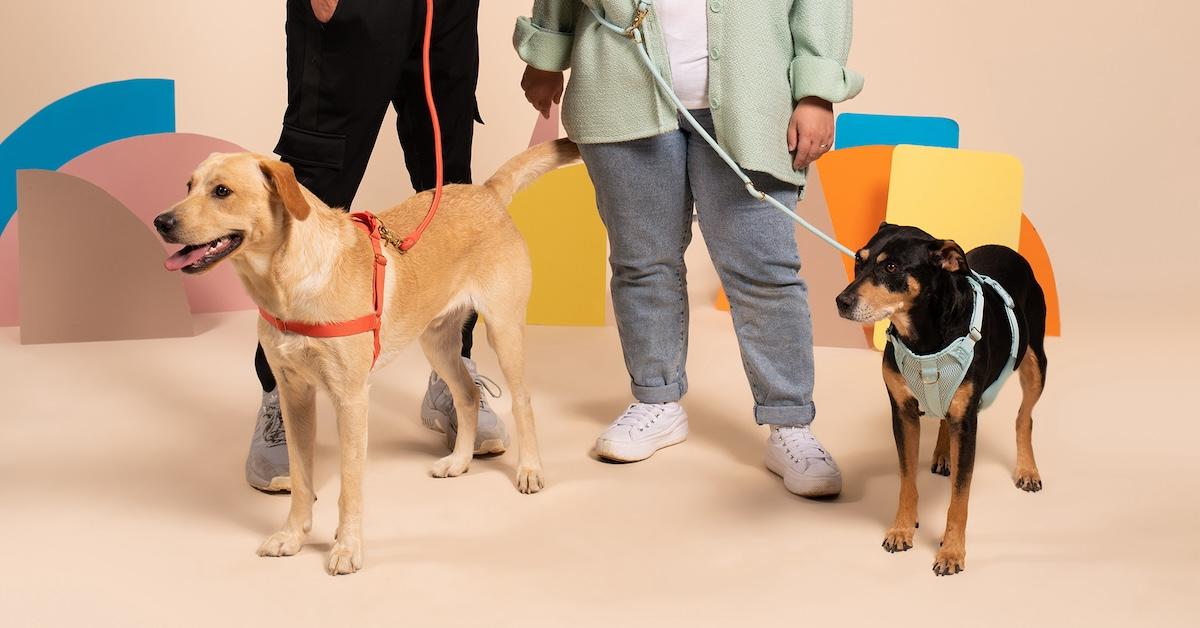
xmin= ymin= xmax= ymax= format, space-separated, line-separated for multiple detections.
xmin=377 ymin=222 xmax=406 ymax=252
xmin=624 ymin=6 xmax=649 ymax=38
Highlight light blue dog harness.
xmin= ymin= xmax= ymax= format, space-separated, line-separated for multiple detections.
xmin=887 ymin=272 xmax=1020 ymax=419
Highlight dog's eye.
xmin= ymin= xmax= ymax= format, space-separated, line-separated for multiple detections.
xmin=884 ymin=262 xmax=899 ymax=274
xmin=213 ymin=185 xmax=231 ymax=198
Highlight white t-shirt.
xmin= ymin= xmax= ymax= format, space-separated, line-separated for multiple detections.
xmin=654 ymin=0 xmax=710 ymax=109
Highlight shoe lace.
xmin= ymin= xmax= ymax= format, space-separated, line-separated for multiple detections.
xmin=474 ymin=374 xmax=501 ymax=409
xmin=614 ymin=403 xmax=665 ymax=430
xmin=261 ymin=401 xmax=286 ymax=448
xmin=777 ymin=427 xmax=829 ymax=462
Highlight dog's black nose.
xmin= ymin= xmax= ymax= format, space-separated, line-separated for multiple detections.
xmin=154 ymin=213 xmax=176 ymax=235
xmin=835 ymin=291 xmax=855 ymax=314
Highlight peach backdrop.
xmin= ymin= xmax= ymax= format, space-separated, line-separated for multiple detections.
xmin=1 ymin=1 xmax=1196 ymax=343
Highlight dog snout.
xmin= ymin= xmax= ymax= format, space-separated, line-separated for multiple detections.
xmin=154 ymin=212 xmax=177 ymax=237
xmin=835 ymin=290 xmax=856 ymax=317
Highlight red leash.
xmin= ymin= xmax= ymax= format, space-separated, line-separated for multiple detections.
xmin=258 ymin=1 xmax=446 ymax=364
xmin=399 ymin=0 xmax=443 ymax=252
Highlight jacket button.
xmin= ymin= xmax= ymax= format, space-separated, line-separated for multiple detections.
xmin=710 ymin=0 xmax=722 ymax=11
xmin=709 ymin=46 xmax=720 ymax=60
xmin=710 ymin=95 xmax=720 ymax=110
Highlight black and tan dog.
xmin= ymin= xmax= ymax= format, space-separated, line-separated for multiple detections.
xmin=835 ymin=223 xmax=1049 ymax=576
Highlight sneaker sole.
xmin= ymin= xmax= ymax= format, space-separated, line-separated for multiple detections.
xmin=765 ymin=452 xmax=841 ymax=498
xmin=595 ymin=421 xmax=689 ymax=463
xmin=249 ymin=475 xmax=292 ymax=494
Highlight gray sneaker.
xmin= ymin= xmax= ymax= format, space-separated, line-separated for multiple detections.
xmin=420 ymin=357 xmax=509 ymax=455
xmin=245 ymin=389 xmax=291 ymax=493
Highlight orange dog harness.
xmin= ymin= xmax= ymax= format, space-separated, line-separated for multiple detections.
xmin=259 ymin=211 xmax=387 ymax=367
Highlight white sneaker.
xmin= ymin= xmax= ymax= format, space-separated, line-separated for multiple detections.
xmin=765 ymin=425 xmax=842 ymax=497
xmin=594 ymin=402 xmax=688 ymax=462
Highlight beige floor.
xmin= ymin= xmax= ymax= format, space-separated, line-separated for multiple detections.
xmin=1 ymin=303 xmax=1196 ymax=627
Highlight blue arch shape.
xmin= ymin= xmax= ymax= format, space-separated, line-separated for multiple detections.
xmin=0 ymin=79 xmax=175 ymax=233
xmin=835 ymin=113 xmax=959 ymax=151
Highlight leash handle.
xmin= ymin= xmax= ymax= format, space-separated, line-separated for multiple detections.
xmin=587 ymin=2 xmax=856 ymax=258
xmin=399 ymin=0 xmax=444 ymax=252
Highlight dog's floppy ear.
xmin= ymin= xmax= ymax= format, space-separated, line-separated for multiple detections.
xmin=259 ymin=159 xmax=310 ymax=221
xmin=930 ymin=239 xmax=968 ymax=273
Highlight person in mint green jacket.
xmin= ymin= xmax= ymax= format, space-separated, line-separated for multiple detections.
xmin=515 ymin=0 xmax=862 ymax=497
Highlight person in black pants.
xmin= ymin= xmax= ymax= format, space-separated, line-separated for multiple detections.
xmin=246 ymin=0 xmax=509 ymax=493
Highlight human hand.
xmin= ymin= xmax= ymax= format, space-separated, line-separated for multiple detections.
xmin=311 ymin=0 xmax=338 ymax=23
xmin=520 ymin=65 xmax=564 ymax=119
xmin=787 ymin=96 xmax=835 ymax=170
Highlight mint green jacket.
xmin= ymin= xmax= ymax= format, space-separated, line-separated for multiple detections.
xmin=514 ymin=0 xmax=863 ymax=186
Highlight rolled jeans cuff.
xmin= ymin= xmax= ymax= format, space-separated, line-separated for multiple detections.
xmin=755 ymin=401 xmax=816 ymax=427
xmin=632 ymin=377 xmax=687 ymax=404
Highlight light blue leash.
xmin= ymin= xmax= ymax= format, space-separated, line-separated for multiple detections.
xmin=585 ymin=1 xmax=1023 ymax=402
xmin=583 ymin=0 xmax=856 ymax=258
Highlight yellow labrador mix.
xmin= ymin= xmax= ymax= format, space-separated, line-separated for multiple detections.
xmin=155 ymin=139 xmax=579 ymax=574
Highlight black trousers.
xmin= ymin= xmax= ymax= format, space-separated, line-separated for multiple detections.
xmin=255 ymin=0 xmax=482 ymax=392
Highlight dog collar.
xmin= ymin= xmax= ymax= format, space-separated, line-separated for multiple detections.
xmin=259 ymin=211 xmax=387 ymax=368
xmin=887 ymin=272 xmax=1020 ymax=418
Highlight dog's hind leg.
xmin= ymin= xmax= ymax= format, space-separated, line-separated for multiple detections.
xmin=327 ymin=383 xmax=369 ymax=575
xmin=1014 ymin=347 xmax=1045 ymax=492
xmin=483 ymin=307 xmax=544 ymax=494
xmin=931 ymin=420 xmax=951 ymax=476
xmin=420 ymin=311 xmax=478 ymax=479
xmin=257 ymin=374 xmax=316 ymax=560
xmin=882 ymin=361 xmax=921 ymax=552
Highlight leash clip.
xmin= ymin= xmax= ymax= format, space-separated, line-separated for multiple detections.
xmin=378 ymin=222 xmax=406 ymax=253
xmin=625 ymin=6 xmax=649 ymax=38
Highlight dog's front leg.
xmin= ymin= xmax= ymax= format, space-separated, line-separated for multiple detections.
xmin=882 ymin=361 xmax=921 ymax=552
xmin=935 ymin=385 xmax=979 ymax=576
xmin=257 ymin=376 xmax=317 ymax=559
xmin=328 ymin=385 xmax=369 ymax=576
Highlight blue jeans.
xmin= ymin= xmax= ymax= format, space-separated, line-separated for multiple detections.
xmin=578 ymin=109 xmax=817 ymax=427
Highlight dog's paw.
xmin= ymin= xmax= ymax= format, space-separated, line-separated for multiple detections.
xmin=931 ymin=457 xmax=951 ymax=476
xmin=932 ymin=548 xmax=966 ymax=576
xmin=516 ymin=465 xmax=544 ymax=494
xmin=430 ymin=454 xmax=471 ymax=478
xmin=1014 ymin=468 xmax=1043 ymax=492
xmin=326 ymin=537 xmax=363 ymax=576
xmin=882 ymin=527 xmax=915 ymax=553
xmin=257 ymin=530 xmax=304 ymax=558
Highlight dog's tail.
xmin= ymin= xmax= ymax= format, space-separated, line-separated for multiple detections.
xmin=484 ymin=138 xmax=581 ymax=205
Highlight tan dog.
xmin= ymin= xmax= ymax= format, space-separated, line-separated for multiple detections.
xmin=155 ymin=139 xmax=579 ymax=575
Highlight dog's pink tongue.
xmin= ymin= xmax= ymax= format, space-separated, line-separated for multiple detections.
xmin=164 ymin=246 xmax=208 ymax=271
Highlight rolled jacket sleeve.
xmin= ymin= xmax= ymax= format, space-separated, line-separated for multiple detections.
xmin=788 ymin=0 xmax=864 ymax=103
xmin=514 ymin=1 xmax=579 ymax=72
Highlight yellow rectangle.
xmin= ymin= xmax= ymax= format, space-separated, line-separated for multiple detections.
xmin=875 ymin=146 xmax=1024 ymax=348
xmin=507 ymin=164 xmax=608 ymax=326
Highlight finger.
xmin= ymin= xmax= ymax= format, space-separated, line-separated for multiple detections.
xmin=811 ymin=131 xmax=831 ymax=163
xmin=537 ymin=98 xmax=551 ymax=119
xmin=794 ymin=134 xmax=813 ymax=170
xmin=787 ymin=119 xmax=799 ymax=152
xmin=812 ymin=135 xmax=832 ymax=162
xmin=553 ymin=87 xmax=563 ymax=105
xmin=806 ymin=144 xmax=824 ymax=166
